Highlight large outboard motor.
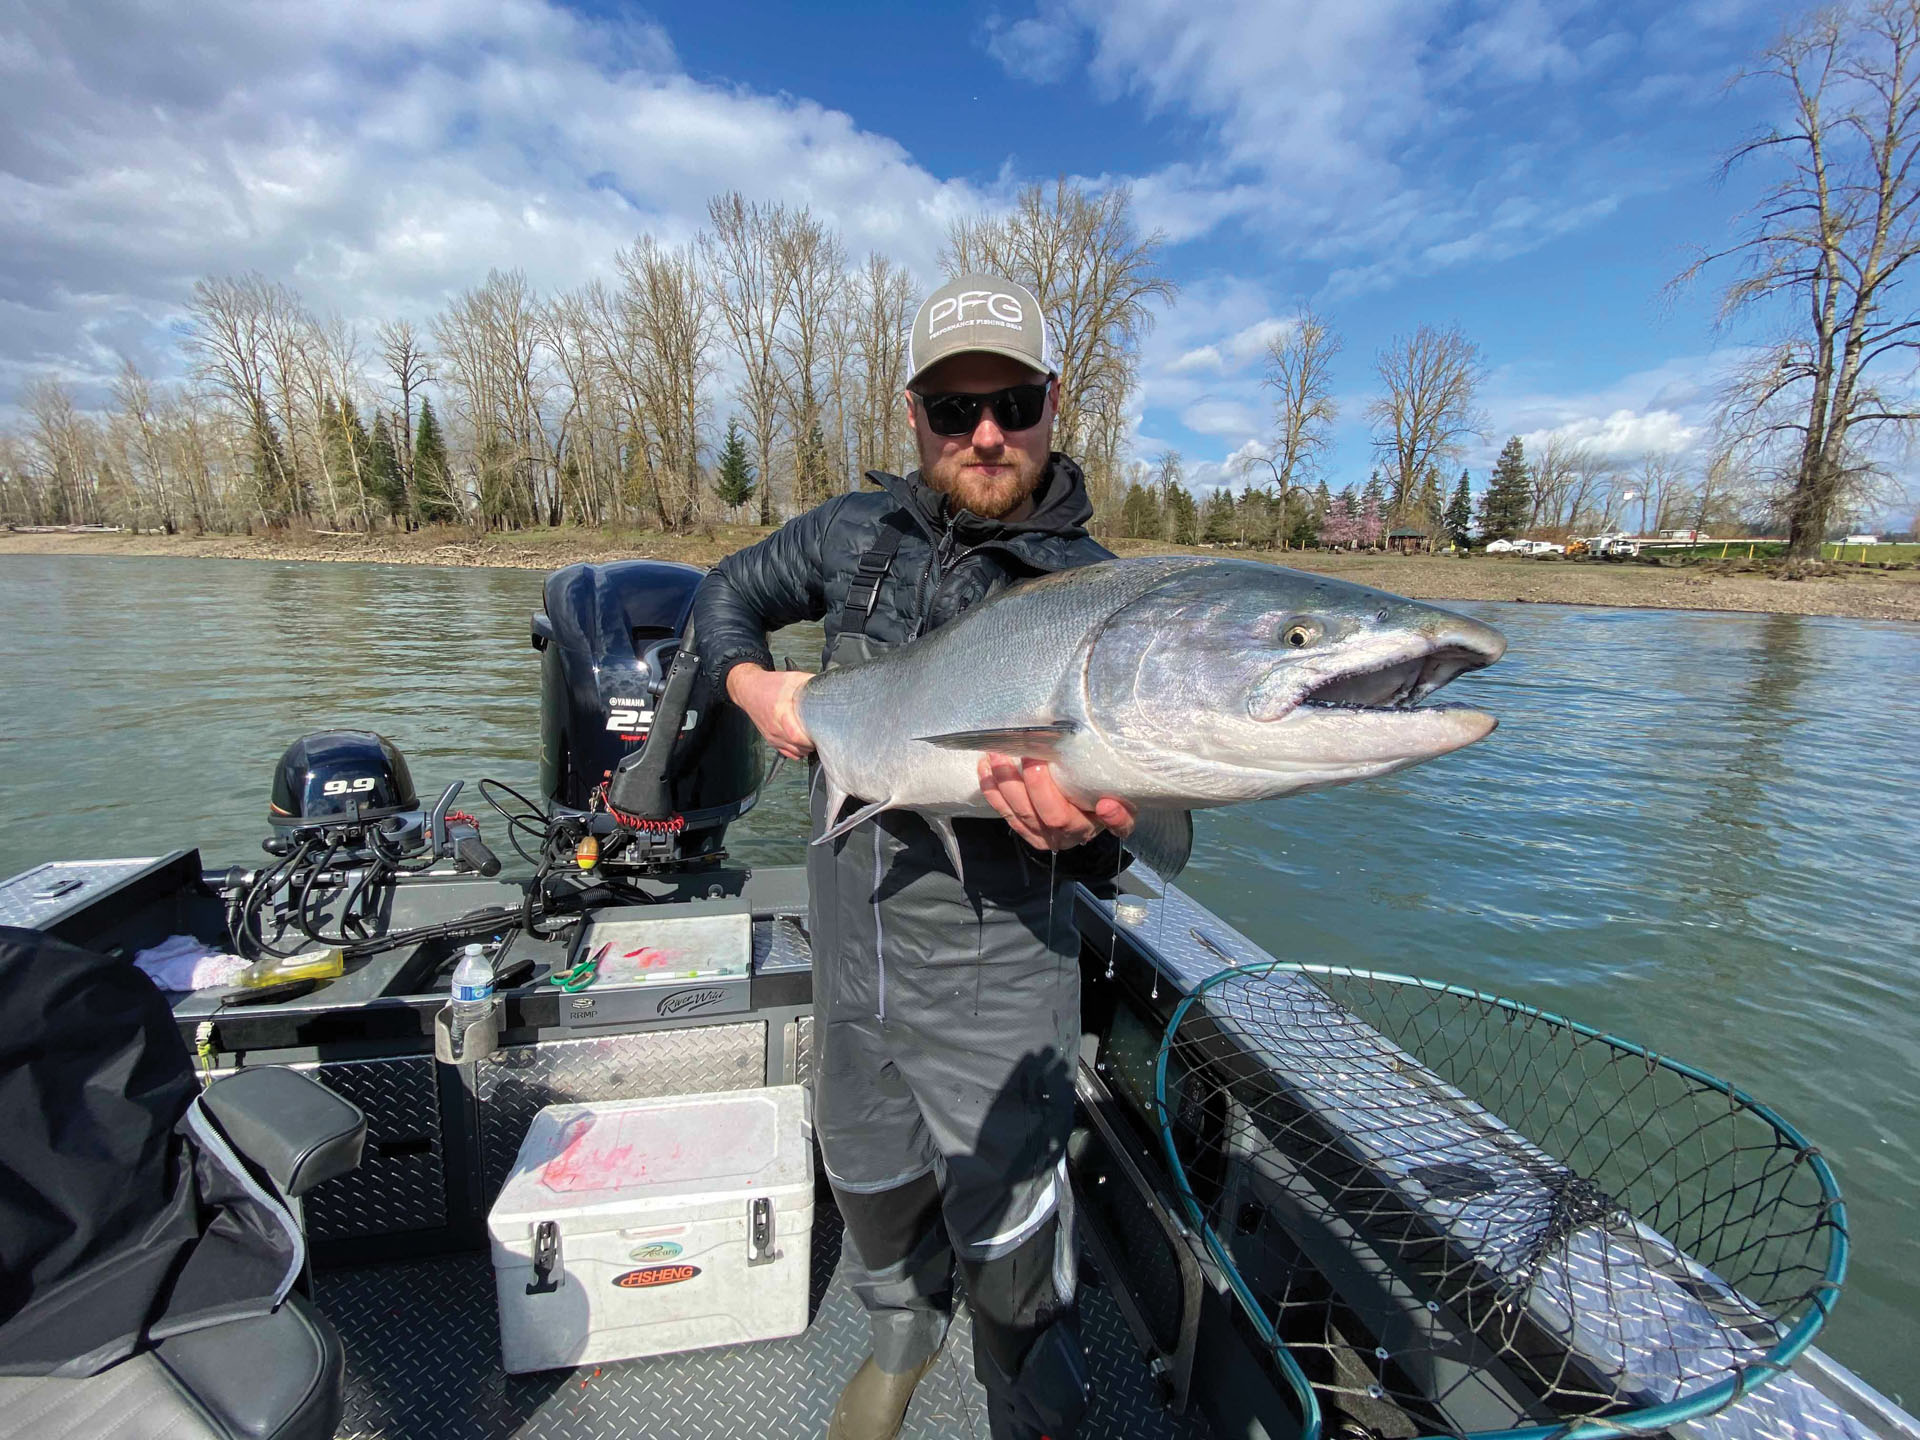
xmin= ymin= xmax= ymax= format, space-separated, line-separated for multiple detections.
xmin=533 ymin=560 xmax=762 ymax=870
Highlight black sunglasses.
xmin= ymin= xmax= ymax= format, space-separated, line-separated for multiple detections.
xmin=912 ymin=382 xmax=1049 ymax=438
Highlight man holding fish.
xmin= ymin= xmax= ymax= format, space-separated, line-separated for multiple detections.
xmin=692 ymin=276 xmax=1505 ymax=1439
xmin=694 ymin=274 xmax=1128 ymax=1440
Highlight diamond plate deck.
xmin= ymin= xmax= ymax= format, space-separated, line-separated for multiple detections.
xmin=754 ymin=914 xmax=812 ymax=975
xmin=476 ymin=1025 xmax=766 ymax=1198
xmin=0 ymin=858 xmax=159 ymax=929
xmin=795 ymin=1015 xmax=814 ymax=1089
xmin=301 ymin=1055 xmax=446 ymax=1239
xmin=326 ymin=1200 xmax=1208 ymax=1440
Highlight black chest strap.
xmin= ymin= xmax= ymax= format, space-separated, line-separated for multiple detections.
xmin=838 ymin=511 xmax=913 ymax=635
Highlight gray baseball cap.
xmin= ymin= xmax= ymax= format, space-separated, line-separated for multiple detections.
xmin=907 ymin=274 xmax=1054 ymax=388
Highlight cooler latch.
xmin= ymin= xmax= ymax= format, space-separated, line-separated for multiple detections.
xmin=528 ymin=1220 xmax=562 ymax=1294
xmin=747 ymin=1197 xmax=774 ymax=1266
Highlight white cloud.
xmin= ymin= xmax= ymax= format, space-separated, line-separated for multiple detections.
xmin=988 ymin=0 xmax=1722 ymax=286
xmin=1519 ymin=408 xmax=1698 ymax=458
xmin=0 ymin=0 xmax=981 ymax=400
xmin=1482 ymin=351 xmax=1742 ymax=466
xmin=1169 ymin=315 xmax=1294 ymax=375
xmin=1181 ymin=397 xmax=1262 ymax=437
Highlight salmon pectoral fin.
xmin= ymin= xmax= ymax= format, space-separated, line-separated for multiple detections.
xmin=1123 ymin=806 xmax=1193 ymax=880
xmin=912 ymin=721 xmax=1079 ymax=759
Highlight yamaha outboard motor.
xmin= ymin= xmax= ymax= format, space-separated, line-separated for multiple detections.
xmin=269 ymin=730 xmax=418 ymax=829
xmin=533 ymin=560 xmax=762 ymax=871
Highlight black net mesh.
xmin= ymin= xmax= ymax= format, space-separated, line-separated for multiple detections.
xmin=1155 ymin=963 xmax=1844 ymax=1439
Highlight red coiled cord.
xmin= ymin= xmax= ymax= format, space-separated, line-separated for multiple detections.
xmin=594 ymin=784 xmax=686 ymax=834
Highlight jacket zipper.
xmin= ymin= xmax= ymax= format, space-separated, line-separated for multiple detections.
xmin=911 ymin=514 xmax=962 ymax=640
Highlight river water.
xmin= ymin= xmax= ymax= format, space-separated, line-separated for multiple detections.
xmin=1 ymin=554 xmax=1914 ymax=1400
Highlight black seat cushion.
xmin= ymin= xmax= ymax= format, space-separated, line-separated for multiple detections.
xmin=154 ymin=1293 xmax=344 ymax=1440
xmin=200 ymin=1067 xmax=367 ymax=1198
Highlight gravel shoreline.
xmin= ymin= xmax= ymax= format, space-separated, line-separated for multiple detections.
xmin=6 ymin=526 xmax=1917 ymax=623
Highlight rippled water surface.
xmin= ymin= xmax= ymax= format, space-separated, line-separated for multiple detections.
xmin=1 ymin=555 xmax=1914 ymax=1400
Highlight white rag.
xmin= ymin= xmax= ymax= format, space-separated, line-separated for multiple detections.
xmin=134 ymin=934 xmax=250 ymax=992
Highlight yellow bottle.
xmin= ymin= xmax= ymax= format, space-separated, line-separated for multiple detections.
xmin=235 ymin=947 xmax=345 ymax=988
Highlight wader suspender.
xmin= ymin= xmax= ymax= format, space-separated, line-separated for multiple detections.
xmin=838 ymin=510 xmax=913 ymax=637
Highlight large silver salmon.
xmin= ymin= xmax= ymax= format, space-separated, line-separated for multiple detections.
xmin=797 ymin=555 xmax=1506 ymax=881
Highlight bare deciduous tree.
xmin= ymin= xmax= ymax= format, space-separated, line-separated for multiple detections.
xmin=379 ymin=320 xmax=434 ymax=509
xmin=1682 ymin=0 xmax=1920 ymax=556
xmin=772 ymin=209 xmax=846 ymax=512
xmin=617 ymin=237 xmax=717 ymax=529
xmin=185 ymin=274 xmax=303 ymax=523
xmin=944 ymin=178 xmax=1175 ymax=523
xmin=704 ymin=193 xmax=794 ymax=525
xmin=1239 ymin=306 xmax=1341 ymax=549
xmin=1633 ymin=451 xmax=1690 ymax=532
xmin=1367 ymin=324 xmax=1486 ymax=513
xmin=850 ymin=252 xmax=918 ymax=478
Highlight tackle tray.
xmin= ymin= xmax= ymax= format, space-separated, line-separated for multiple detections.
xmin=558 ymin=901 xmax=754 ymax=1028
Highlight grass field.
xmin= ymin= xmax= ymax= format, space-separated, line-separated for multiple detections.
xmin=1631 ymin=539 xmax=1920 ymax=563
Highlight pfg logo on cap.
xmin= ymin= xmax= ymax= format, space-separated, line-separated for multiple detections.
xmin=927 ymin=289 xmax=1025 ymax=339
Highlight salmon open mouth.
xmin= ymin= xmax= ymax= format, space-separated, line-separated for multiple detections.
xmin=1296 ymin=644 xmax=1495 ymax=712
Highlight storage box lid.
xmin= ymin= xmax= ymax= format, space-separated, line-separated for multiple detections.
xmin=490 ymin=1085 xmax=811 ymax=1229
xmin=571 ymin=905 xmax=751 ymax=987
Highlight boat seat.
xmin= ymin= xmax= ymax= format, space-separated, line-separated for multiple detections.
xmin=0 ymin=1291 xmax=344 ymax=1440
xmin=0 ymin=1047 xmax=362 ymax=1440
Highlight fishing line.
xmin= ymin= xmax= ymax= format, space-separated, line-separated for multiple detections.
xmin=1150 ymin=864 xmax=1166 ymax=1001
xmin=1104 ymin=836 xmax=1122 ymax=981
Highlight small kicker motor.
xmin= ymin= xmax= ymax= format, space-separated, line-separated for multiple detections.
xmin=221 ymin=729 xmax=507 ymax=960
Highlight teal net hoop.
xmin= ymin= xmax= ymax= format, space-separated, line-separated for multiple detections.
xmin=1153 ymin=963 xmax=1846 ymax=1440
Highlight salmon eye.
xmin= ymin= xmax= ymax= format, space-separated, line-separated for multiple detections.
xmin=1280 ymin=620 xmax=1320 ymax=649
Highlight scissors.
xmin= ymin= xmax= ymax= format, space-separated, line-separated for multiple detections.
xmin=550 ymin=941 xmax=608 ymax=993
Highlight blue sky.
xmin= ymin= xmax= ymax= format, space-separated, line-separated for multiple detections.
xmin=5 ymin=0 xmax=1886 ymax=510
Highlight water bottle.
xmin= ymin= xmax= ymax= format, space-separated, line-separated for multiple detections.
xmin=451 ymin=943 xmax=494 ymax=1032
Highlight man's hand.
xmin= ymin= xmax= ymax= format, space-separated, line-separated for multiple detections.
xmin=726 ymin=663 xmax=815 ymax=760
xmin=978 ymin=753 xmax=1135 ymax=852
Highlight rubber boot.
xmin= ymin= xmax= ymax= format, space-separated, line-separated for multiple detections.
xmin=827 ymin=1347 xmax=942 ymax=1440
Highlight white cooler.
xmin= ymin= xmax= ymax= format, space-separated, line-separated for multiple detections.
xmin=488 ymin=1085 xmax=813 ymax=1373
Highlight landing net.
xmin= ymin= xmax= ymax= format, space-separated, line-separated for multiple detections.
xmin=1153 ymin=963 xmax=1846 ymax=1440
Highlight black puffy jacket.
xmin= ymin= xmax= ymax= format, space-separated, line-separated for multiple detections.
xmin=689 ymin=453 xmax=1123 ymax=887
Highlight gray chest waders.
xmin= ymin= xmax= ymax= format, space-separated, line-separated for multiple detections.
xmin=805 ymin=510 xmax=1090 ymax=1435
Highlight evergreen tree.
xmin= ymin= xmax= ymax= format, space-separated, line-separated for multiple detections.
xmin=1166 ymin=483 xmax=1199 ymax=544
xmin=1444 ymin=470 xmax=1474 ymax=547
xmin=1361 ymin=468 xmax=1387 ymax=518
xmin=249 ymin=405 xmax=294 ymax=524
xmin=1118 ymin=482 xmax=1161 ymax=538
xmin=1414 ymin=464 xmax=1444 ymax=526
xmin=411 ymin=400 xmax=459 ymax=524
xmin=1202 ymin=488 xmax=1238 ymax=544
xmin=1240 ymin=486 xmax=1279 ymax=548
xmin=1480 ymin=436 xmax=1532 ymax=540
xmin=713 ymin=420 xmax=757 ymax=515
xmin=366 ymin=412 xmax=405 ymax=522
xmin=322 ymin=397 xmax=372 ymax=524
